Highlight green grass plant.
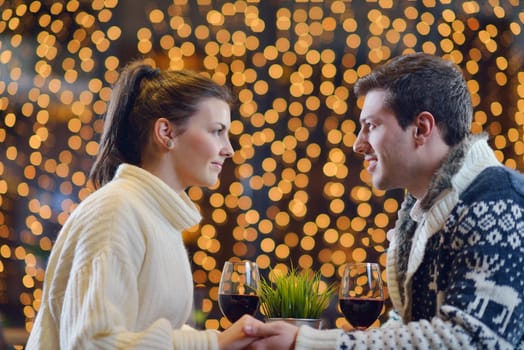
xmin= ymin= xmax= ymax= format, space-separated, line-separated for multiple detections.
xmin=258 ymin=266 xmax=336 ymax=319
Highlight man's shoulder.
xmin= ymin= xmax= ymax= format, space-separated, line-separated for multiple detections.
xmin=462 ymin=166 xmax=524 ymax=201
xmin=505 ymin=167 xmax=524 ymax=196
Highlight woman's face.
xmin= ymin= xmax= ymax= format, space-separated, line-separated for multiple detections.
xmin=170 ymin=97 xmax=233 ymax=190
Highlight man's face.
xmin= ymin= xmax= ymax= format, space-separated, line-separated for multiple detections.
xmin=353 ymin=90 xmax=419 ymax=192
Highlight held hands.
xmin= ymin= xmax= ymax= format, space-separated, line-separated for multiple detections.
xmin=217 ymin=315 xmax=262 ymax=350
xmin=244 ymin=320 xmax=299 ymax=350
xmin=244 ymin=321 xmax=298 ymax=350
xmin=216 ymin=315 xmax=299 ymax=350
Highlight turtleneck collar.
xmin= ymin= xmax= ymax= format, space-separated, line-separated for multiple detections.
xmin=409 ymin=132 xmax=500 ymax=217
xmin=112 ymin=164 xmax=202 ymax=232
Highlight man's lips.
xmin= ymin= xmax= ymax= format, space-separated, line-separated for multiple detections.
xmin=364 ymin=156 xmax=377 ymax=172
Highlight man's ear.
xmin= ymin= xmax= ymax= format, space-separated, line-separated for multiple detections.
xmin=413 ymin=111 xmax=435 ymax=146
xmin=153 ymin=117 xmax=176 ymax=150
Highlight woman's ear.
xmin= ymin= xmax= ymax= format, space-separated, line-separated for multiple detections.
xmin=413 ymin=111 xmax=435 ymax=146
xmin=153 ymin=117 xmax=176 ymax=150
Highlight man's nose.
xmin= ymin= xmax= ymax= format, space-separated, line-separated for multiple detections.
xmin=353 ymin=131 xmax=368 ymax=154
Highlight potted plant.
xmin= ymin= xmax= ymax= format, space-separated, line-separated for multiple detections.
xmin=258 ymin=265 xmax=336 ymax=329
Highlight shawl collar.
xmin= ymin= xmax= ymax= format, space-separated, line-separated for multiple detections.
xmin=386 ymin=133 xmax=501 ymax=322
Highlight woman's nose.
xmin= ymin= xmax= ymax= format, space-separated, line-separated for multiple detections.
xmin=221 ymin=139 xmax=234 ymax=158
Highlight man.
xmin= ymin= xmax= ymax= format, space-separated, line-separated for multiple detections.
xmin=244 ymin=53 xmax=524 ymax=349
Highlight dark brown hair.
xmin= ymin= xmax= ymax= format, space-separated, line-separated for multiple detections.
xmin=354 ymin=53 xmax=472 ymax=146
xmin=89 ymin=60 xmax=233 ymax=189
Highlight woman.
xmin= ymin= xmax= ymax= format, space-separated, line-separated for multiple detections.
xmin=26 ymin=61 xmax=261 ymax=349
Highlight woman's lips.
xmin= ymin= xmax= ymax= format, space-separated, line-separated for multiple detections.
xmin=211 ymin=162 xmax=223 ymax=171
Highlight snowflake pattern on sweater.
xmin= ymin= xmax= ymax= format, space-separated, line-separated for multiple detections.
xmin=411 ymin=169 xmax=524 ymax=346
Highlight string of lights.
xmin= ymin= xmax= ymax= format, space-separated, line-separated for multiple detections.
xmin=0 ymin=0 xmax=523 ymax=341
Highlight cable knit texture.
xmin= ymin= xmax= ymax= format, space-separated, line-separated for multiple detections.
xmin=296 ymin=135 xmax=524 ymax=349
xmin=295 ymin=327 xmax=343 ymax=350
xmin=26 ymin=164 xmax=218 ymax=350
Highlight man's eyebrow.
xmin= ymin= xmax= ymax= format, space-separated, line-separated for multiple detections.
xmin=359 ymin=114 xmax=371 ymax=123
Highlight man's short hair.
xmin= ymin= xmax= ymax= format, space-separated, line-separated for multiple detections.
xmin=354 ymin=53 xmax=473 ymax=146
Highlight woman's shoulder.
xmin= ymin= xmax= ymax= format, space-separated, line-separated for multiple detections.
xmin=74 ymin=180 xmax=143 ymax=216
xmin=61 ymin=182 xmax=147 ymax=244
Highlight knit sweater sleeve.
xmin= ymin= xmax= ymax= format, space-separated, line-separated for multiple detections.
xmin=298 ymin=298 xmax=516 ymax=350
xmin=296 ymin=316 xmax=477 ymax=350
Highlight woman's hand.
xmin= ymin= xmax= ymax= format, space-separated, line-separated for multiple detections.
xmin=243 ymin=320 xmax=299 ymax=350
xmin=216 ymin=315 xmax=264 ymax=350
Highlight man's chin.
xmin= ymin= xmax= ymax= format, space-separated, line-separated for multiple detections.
xmin=370 ymin=175 xmax=379 ymax=187
xmin=372 ymin=177 xmax=388 ymax=191
xmin=372 ymin=179 xmax=401 ymax=192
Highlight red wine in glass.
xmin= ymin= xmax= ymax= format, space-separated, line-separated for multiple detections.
xmin=218 ymin=261 xmax=260 ymax=323
xmin=339 ymin=262 xmax=384 ymax=330
xmin=339 ymin=297 xmax=384 ymax=330
xmin=218 ymin=294 xmax=259 ymax=322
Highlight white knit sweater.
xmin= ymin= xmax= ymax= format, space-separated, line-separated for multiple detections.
xmin=26 ymin=164 xmax=219 ymax=349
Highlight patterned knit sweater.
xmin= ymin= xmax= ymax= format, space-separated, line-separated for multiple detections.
xmin=26 ymin=164 xmax=219 ymax=349
xmin=295 ymin=135 xmax=524 ymax=349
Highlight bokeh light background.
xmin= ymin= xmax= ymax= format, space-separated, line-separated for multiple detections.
xmin=1 ymin=0 xmax=523 ymax=338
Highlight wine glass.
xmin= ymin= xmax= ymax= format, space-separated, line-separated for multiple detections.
xmin=338 ymin=262 xmax=384 ymax=330
xmin=218 ymin=261 xmax=260 ymax=323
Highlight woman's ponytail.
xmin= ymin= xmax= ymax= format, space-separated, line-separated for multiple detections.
xmin=89 ymin=61 xmax=159 ymax=189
